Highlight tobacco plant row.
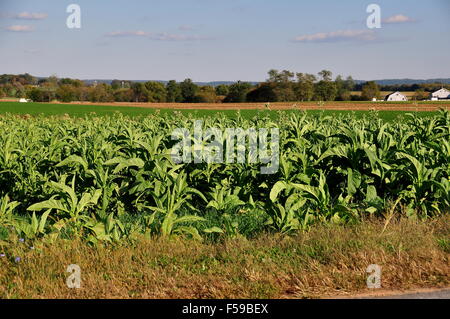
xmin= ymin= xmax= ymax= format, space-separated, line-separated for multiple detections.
xmin=0 ymin=110 xmax=448 ymax=243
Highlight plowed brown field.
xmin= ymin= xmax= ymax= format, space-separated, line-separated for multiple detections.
xmin=55 ymin=101 xmax=449 ymax=112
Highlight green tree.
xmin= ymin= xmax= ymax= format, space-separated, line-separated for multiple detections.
xmin=113 ymin=89 xmax=134 ymax=102
xmin=295 ymin=73 xmax=316 ymax=101
xmin=38 ymin=82 xmax=57 ymax=102
xmin=413 ymin=89 xmax=429 ymax=101
xmin=88 ymin=84 xmax=113 ymax=102
xmin=3 ymin=83 xmax=15 ymax=97
xmin=145 ymin=81 xmax=167 ymax=102
xmin=111 ymin=80 xmax=121 ymax=90
xmin=19 ymin=73 xmax=37 ymax=85
xmin=13 ymin=82 xmax=26 ymax=98
xmin=77 ymin=86 xmax=90 ymax=101
xmin=26 ymin=88 xmax=44 ymax=102
xmin=314 ymin=81 xmax=337 ymax=101
xmin=193 ymin=86 xmax=217 ymax=103
xmin=313 ymin=70 xmax=337 ymax=101
xmin=268 ymin=69 xmax=295 ymax=83
xmin=180 ymin=79 xmax=198 ymax=102
xmin=267 ymin=69 xmax=295 ymax=101
xmin=166 ymin=80 xmax=183 ymax=102
xmin=344 ymin=76 xmax=355 ymax=91
xmin=361 ymin=81 xmax=380 ymax=101
xmin=59 ymin=78 xmax=83 ymax=88
xmin=45 ymin=75 xmax=59 ymax=87
xmin=246 ymin=83 xmax=277 ymax=102
xmin=224 ymin=81 xmax=251 ymax=103
xmin=335 ymin=75 xmax=353 ymax=101
xmin=318 ymin=70 xmax=333 ymax=82
xmin=131 ymin=83 xmax=149 ymax=102
xmin=56 ymin=85 xmax=77 ymax=102
xmin=215 ymin=84 xmax=229 ymax=96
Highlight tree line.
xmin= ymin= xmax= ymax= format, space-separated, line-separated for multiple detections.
xmin=0 ymin=72 xmax=448 ymax=103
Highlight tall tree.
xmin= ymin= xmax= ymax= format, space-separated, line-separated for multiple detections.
xmin=131 ymin=82 xmax=149 ymax=102
xmin=344 ymin=76 xmax=355 ymax=91
xmin=361 ymin=81 xmax=380 ymax=100
xmin=193 ymin=86 xmax=217 ymax=103
xmin=215 ymin=84 xmax=229 ymax=96
xmin=295 ymin=73 xmax=316 ymax=101
xmin=246 ymin=83 xmax=277 ymax=102
xmin=315 ymin=70 xmax=336 ymax=101
xmin=26 ymin=88 xmax=44 ymax=102
xmin=318 ymin=70 xmax=333 ymax=82
xmin=111 ymin=80 xmax=122 ymax=90
xmin=180 ymin=79 xmax=198 ymax=102
xmin=166 ymin=80 xmax=183 ymax=102
xmin=88 ymin=83 xmax=113 ymax=102
xmin=113 ymin=89 xmax=134 ymax=102
xmin=145 ymin=81 xmax=167 ymax=102
xmin=56 ymin=85 xmax=77 ymax=102
xmin=315 ymin=81 xmax=337 ymax=101
xmin=413 ymin=89 xmax=429 ymax=101
xmin=267 ymin=69 xmax=295 ymax=101
xmin=224 ymin=81 xmax=251 ymax=103
xmin=335 ymin=75 xmax=352 ymax=101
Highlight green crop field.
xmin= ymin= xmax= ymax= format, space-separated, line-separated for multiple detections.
xmin=0 ymin=108 xmax=448 ymax=243
xmin=0 ymin=101 xmax=443 ymax=121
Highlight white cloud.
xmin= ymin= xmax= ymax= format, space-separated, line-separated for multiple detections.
xmin=6 ymin=25 xmax=35 ymax=32
xmin=106 ymin=31 xmax=209 ymax=41
xmin=15 ymin=12 xmax=48 ymax=20
xmin=293 ymin=30 xmax=375 ymax=43
xmin=383 ymin=14 xmax=415 ymax=24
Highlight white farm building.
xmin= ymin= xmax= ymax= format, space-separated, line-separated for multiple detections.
xmin=431 ymin=88 xmax=450 ymax=100
xmin=385 ymin=91 xmax=408 ymax=102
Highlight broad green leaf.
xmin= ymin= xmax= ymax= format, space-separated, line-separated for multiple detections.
xmin=28 ymin=199 xmax=69 ymax=213
xmin=270 ymin=181 xmax=287 ymax=202
xmin=204 ymin=227 xmax=224 ymax=234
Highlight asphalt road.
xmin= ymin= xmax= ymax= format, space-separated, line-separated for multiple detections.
xmin=361 ymin=289 xmax=450 ymax=299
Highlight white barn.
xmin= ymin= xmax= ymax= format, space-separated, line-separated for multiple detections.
xmin=385 ymin=91 xmax=408 ymax=102
xmin=431 ymin=88 xmax=450 ymax=100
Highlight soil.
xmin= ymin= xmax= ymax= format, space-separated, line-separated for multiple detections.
xmin=50 ymin=101 xmax=449 ymax=112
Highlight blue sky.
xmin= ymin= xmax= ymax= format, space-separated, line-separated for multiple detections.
xmin=0 ymin=0 xmax=449 ymax=81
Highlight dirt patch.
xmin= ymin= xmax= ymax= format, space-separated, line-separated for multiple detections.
xmin=52 ymin=101 xmax=449 ymax=112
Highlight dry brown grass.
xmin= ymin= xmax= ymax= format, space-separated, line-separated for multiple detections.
xmin=0 ymin=216 xmax=448 ymax=299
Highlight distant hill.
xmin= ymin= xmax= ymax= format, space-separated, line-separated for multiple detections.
xmin=83 ymin=78 xmax=450 ymax=87
xmin=39 ymin=76 xmax=450 ymax=87
xmin=81 ymin=79 xmax=258 ymax=87
xmin=356 ymin=78 xmax=450 ymax=85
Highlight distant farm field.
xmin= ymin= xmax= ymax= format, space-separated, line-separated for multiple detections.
xmin=0 ymin=101 xmax=447 ymax=121
xmin=351 ymin=91 xmax=418 ymax=98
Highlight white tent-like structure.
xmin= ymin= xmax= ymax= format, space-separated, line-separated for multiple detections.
xmin=385 ymin=91 xmax=408 ymax=102
xmin=431 ymin=88 xmax=450 ymax=100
